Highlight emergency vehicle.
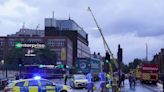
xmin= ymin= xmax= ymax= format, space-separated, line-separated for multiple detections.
xmin=135 ymin=66 xmax=141 ymax=80
xmin=22 ymin=65 xmax=65 ymax=79
xmin=141 ymin=64 xmax=159 ymax=84
xmin=4 ymin=76 xmax=72 ymax=92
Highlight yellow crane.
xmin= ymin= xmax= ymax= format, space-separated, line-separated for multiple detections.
xmin=88 ymin=7 xmax=119 ymax=74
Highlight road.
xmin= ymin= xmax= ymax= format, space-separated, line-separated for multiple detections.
xmin=55 ymin=79 xmax=163 ymax=92
xmin=121 ymin=80 xmax=163 ymax=92
xmin=0 ymin=79 xmax=163 ymax=92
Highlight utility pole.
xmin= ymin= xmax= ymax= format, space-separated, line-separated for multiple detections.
xmin=146 ymin=43 xmax=148 ymax=62
xmin=117 ymin=44 xmax=123 ymax=87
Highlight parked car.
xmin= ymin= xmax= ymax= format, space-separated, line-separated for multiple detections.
xmin=70 ymin=74 xmax=87 ymax=88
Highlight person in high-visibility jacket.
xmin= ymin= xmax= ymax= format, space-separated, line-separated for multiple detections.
xmin=112 ymin=73 xmax=118 ymax=92
xmin=63 ymin=74 xmax=68 ymax=85
xmin=106 ymin=73 xmax=112 ymax=89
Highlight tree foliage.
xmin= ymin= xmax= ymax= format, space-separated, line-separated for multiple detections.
xmin=5 ymin=47 xmax=57 ymax=65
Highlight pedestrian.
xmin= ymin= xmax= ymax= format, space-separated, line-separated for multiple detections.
xmin=99 ymin=70 xmax=107 ymax=92
xmin=162 ymin=75 xmax=164 ymax=91
xmin=132 ymin=72 xmax=136 ymax=87
xmin=63 ymin=74 xmax=68 ymax=85
xmin=121 ymin=73 xmax=125 ymax=86
xmin=106 ymin=72 xmax=112 ymax=90
xmin=112 ymin=73 xmax=118 ymax=92
xmin=15 ymin=73 xmax=19 ymax=80
xmin=128 ymin=73 xmax=132 ymax=88
xmin=86 ymin=71 xmax=94 ymax=92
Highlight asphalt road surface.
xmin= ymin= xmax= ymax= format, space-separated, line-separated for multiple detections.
xmin=1 ymin=79 xmax=163 ymax=92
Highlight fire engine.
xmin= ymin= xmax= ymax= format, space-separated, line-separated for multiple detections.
xmin=135 ymin=65 xmax=141 ymax=80
xmin=141 ymin=64 xmax=159 ymax=84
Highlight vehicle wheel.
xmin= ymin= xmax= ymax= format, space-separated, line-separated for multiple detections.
xmin=141 ymin=81 xmax=144 ymax=84
xmin=152 ymin=81 xmax=157 ymax=85
xmin=70 ymin=82 xmax=75 ymax=88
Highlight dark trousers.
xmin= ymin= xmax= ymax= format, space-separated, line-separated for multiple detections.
xmin=87 ymin=83 xmax=94 ymax=92
xmin=64 ymin=79 xmax=67 ymax=85
xmin=100 ymin=82 xmax=106 ymax=92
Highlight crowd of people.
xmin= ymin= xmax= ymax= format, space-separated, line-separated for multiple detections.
xmin=85 ymin=71 xmax=136 ymax=92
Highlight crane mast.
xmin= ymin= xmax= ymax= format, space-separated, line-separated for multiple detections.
xmin=88 ymin=7 xmax=118 ymax=70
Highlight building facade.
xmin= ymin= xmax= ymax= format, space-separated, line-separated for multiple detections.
xmin=0 ymin=36 xmax=73 ymax=67
xmin=152 ymin=49 xmax=164 ymax=74
xmin=8 ymin=28 xmax=45 ymax=37
xmin=45 ymin=18 xmax=91 ymax=66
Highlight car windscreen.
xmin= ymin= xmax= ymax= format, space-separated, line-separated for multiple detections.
xmin=7 ymin=82 xmax=14 ymax=87
xmin=74 ymin=75 xmax=86 ymax=80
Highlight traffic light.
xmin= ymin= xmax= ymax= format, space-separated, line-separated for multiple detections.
xmin=18 ymin=58 xmax=23 ymax=67
xmin=117 ymin=45 xmax=123 ymax=62
xmin=105 ymin=52 xmax=110 ymax=63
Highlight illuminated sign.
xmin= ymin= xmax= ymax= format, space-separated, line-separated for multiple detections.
xmin=15 ymin=42 xmax=45 ymax=49
xmin=25 ymin=49 xmax=36 ymax=57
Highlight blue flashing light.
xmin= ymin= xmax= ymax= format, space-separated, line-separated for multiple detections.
xmin=34 ymin=76 xmax=41 ymax=80
xmin=39 ymin=65 xmax=44 ymax=68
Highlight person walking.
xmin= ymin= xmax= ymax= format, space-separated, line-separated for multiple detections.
xmin=128 ymin=73 xmax=133 ymax=88
xmin=131 ymin=72 xmax=136 ymax=88
xmin=121 ymin=73 xmax=125 ymax=86
xmin=63 ymin=74 xmax=68 ymax=85
xmin=99 ymin=70 xmax=107 ymax=92
xmin=86 ymin=71 xmax=94 ymax=92
xmin=106 ymin=72 xmax=112 ymax=91
xmin=15 ymin=73 xmax=19 ymax=80
xmin=112 ymin=73 xmax=118 ymax=92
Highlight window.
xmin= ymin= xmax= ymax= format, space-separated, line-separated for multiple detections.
xmin=28 ymin=80 xmax=39 ymax=86
xmin=40 ymin=80 xmax=53 ymax=86
xmin=15 ymin=81 xmax=25 ymax=87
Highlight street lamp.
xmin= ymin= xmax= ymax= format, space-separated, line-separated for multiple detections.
xmin=1 ymin=60 xmax=8 ymax=78
xmin=1 ymin=60 xmax=4 ymax=65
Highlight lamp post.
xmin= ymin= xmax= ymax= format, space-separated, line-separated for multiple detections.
xmin=1 ymin=60 xmax=6 ymax=78
xmin=145 ymin=43 xmax=148 ymax=62
xmin=1 ymin=59 xmax=4 ymax=77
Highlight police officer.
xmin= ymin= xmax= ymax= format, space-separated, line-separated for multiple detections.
xmin=15 ymin=73 xmax=19 ymax=80
xmin=112 ymin=73 xmax=118 ymax=92
xmin=99 ymin=70 xmax=106 ymax=92
xmin=63 ymin=74 xmax=68 ymax=85
xmin=86 ymin=71 xmax=94 ymax=92
xmin=105 ymin=72 xmax=112 ymax=92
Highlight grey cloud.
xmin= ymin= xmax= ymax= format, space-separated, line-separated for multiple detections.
xmin=103 ymin=19 xmax=164 ymax=37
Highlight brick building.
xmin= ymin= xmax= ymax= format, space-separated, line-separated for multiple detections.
xmin=152 ymin=49 xmax=164 ymax=74
xmin=45 ymin=18 xmax=91 ymax=66
xmin=0 ymin=36 xmax=73 ymax=67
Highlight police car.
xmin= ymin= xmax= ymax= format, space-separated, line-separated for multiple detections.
xmin=4 ymin=76 xmax=72 ymax=92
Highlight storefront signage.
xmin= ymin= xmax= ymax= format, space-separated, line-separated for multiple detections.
xmin=15 ymin=42 xmax=45 ymax=49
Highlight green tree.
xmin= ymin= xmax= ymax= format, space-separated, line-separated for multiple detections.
xmin=6 ymin=47 xmax=57 ymax=65
xmin=34 ymin=47 xmax=57 ymax=65
xmin=6 ymin=47 xmax=25 ymax=65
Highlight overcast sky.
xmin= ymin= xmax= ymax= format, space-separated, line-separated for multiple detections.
xmin=0 ymin=0 xmax=164 ymax=64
